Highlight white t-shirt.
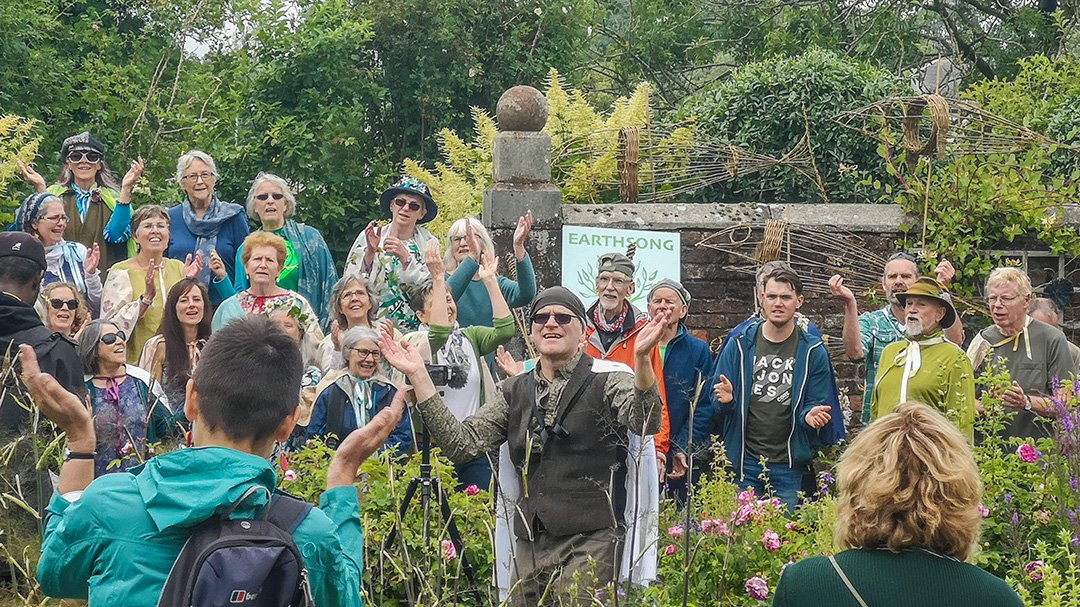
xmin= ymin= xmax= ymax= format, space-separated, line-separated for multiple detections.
xmin=436 ymin=338 xmax=482 ymax=421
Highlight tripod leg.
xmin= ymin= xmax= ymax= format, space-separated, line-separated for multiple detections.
xmin=382 ymin=476 xmax=422 ymax=553
xmin=431 ymin=477 xmax=477 ymax=585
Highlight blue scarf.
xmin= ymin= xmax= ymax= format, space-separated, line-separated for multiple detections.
xmin=180 ymin=195 xmax=244 ymax=283
xmin=70 ymin=182 xmax=95 ymax=222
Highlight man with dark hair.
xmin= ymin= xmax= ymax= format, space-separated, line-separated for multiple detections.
xmin=711 ymin=267 xmax=836 ymax=508
xmin=829 ymin=252 xmax=962 ymax=427
xmin=27 ymin=316 xmax=403 ymax=604
xmin=1 ymin=232 xmax=83 ymax=537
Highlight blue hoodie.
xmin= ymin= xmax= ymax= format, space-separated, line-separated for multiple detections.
xmin=707 ymin=321 xmax=838 ymax=481
xmin=37 ymin=446 xmax=365 ymax=606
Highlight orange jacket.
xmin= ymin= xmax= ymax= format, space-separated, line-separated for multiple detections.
xmin=584 ymin=303 xmax=671 ymax=456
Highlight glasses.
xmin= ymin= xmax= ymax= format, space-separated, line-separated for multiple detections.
xmin=99 ymin=331 xmax=126 ymax=345
xmin=348 ymin=347 xmax=381 ymax=360
xmin=450 ymin=235 xmax=468 ymax=244
xmin=531 ymin=312 xmax=576 ymax=326
xmin=49 ymin=298 xmax=79 ymax=311
xmin=255 ymin=193 xmax=285 ymax=201
xmin=138 ymin=221 xmax=169 ymax=232
xmin=596 ymin=276 xmax=630 ymax=288
xmin=987 ymin=294 xmax=1023 ymax=305
xmin=392 ymin=197 xmax=423 ymax=212
xmin=42 ymin=214 xmax=69 ymax=224
xmin=66 ymin=151 xmax=102 ymax=164
xmin=182 ymin=172 xmax=215 ymax=182
xmin=341 ymin=289 xmax=368 ymax=301
xmin=888 ymin=252 xmax=918 ymax=263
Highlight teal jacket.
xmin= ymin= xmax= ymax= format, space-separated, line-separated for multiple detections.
xmin=37 ymin=446 xmax=364 ymax=606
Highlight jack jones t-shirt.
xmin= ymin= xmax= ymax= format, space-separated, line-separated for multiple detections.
xmin=745 ymin=328 xmax=798 ymax=464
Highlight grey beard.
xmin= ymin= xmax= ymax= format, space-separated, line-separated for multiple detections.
xmin=904 ymin=318 xmax=925 ymax=338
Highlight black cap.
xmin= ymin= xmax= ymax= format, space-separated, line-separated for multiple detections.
xmin=60 ymin=131 xmax=105 ymax=160
xmin=0 ymin=232 xmax=46 ymax=271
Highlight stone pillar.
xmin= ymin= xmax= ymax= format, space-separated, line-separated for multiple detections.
xmin=483 ymin=85 xmax=562 ymax=291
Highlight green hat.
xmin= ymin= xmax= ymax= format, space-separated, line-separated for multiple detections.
xmin=896 ymin=277 xmax=957 ymax=328
xmin=596 ymin=252 xmax=635 ymax=279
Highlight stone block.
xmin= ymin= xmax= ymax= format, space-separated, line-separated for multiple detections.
xmin=492 ymin=132 xmax=552 ymax=183
xmin=483 ymin=183 xmax=561 ymax=229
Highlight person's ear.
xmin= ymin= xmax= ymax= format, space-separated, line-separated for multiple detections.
xmin=627 ymin=281 xmax=636 ymax=296
xmin=796 ymin=295 xmax=805 ymax=309
xmin=184 ymin=378 xmax=199 ymax=424
xmin=274 ymin=405 xmax=300 ymax=443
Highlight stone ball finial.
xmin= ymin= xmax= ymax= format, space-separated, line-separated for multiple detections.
xmin=496 ymin=86 xmax=548 ymax=132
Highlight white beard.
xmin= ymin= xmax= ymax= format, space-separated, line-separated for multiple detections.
xmin=904 ymin=318 xmax=925 ymax=338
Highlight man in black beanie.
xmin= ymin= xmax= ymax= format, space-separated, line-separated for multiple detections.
xmin=380 ymin=285 xmax=668 ymax=604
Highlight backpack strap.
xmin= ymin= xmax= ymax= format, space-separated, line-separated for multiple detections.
xmin=828 ymin=555 xmax=870 ymax=607
xmin=264 ymin=492 xmax=313 ymax=534
xmin=325 ymin=386 xmax=347 ymax=445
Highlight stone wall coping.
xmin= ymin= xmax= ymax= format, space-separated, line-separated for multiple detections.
xmin=562 ymin=203 xmax=1080 ymax=232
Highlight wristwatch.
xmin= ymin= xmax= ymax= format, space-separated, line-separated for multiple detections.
xmin=64 ymin=448 xmax=96 ymax=462
xmin=1024 ymin=395 xmax=1033 ymax=411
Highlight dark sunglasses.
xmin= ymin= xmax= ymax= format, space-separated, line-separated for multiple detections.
xmin=48 ymin=298 xmax=79 ymax=311
xmin=67 ymin=151 xmax=102 ymax=163
xmin=255 ymin=192 xmax=285 ymax=201
xmin=531 ymin=312 xmax=576 ymax=326
xmin=393 ymin=198 xmax=423 ymax=212
xmin=99 ymin=331 xmax=127 ymax=345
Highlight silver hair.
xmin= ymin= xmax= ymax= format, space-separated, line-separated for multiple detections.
xmin=175 ymin=150 xmax=218 ymax=184
xmin=32 ymin=196 xmax=65 ymax=221
xmin=245 ymin=172 xmax=297 ymax=221
xmin=341 ymin=326 xmax=381 ymax=352
xmin=330 ymin=273 xmax=378 ymax=328
xmin=443 ymin=216 xmax=495 ymax=272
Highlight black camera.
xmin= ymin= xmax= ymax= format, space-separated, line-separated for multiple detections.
xmin=405 ymin=363 xmax=453 ymax=387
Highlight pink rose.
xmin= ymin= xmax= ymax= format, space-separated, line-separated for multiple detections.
xmin=664 ymin=544 xmax=677 ymax=556
xmin=737 ymin=488 xmax=756 ymax=507
xmin=977 ymin=503 xmax=990 ymax=518
xmin=732 ymin=503 xmax=755 ymax=526
xmin=1024 ymin=560 xmax=1044 ymax=582
xmin=745 ymin=576 xmax=769 ymax=600
xmin=702 ymin=519 xmax=730 ymax=537
xmin=464 ymin=484 xmax=480 ymax=496
xmin=283 ymin=469 xmax=297 ymax=482
xmin=761 ymin=530 xmax=781 ymax=552
xmin=1017 ymin=443 xmax=1039 ymax=463
xmin=785 ymin=521 xmax=799 ymax=532
xmin=441 ymin=539 xmax=457 ymax=561
xmin=667 ymin=525 xmax=684 ymax=539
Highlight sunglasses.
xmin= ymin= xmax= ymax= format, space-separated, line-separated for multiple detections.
xmin=49 ymin=298 xmax=79 ymax=311
xmin=67 ymin=151 xmax=102 ymax=164
xmin=255 ymin=193 xmax=285 ymax=201
xmin=99 ymin=331 xmax=127 ymax=345
xmin=531 ymin=312 xmax=576 ymax=326
xmin=393 ymin=198 xmax=423 ymax=212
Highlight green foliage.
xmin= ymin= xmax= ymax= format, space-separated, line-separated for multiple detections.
xmin=0 ymin=115 xmax=41 ymax=224
xmin=677 ymin=49 xmax=903 ymax=203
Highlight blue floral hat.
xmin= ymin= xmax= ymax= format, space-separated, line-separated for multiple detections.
xmin=379 ymin=175 xmax=438 ymax=224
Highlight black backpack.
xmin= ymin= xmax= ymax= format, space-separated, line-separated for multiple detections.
xmin=158 ymin=486 xmax=316 ymax=607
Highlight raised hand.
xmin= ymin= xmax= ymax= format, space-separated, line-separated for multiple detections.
xmin=327 ymin=389 xmax=406 ymax=489
xmin=143 ymin=259 xmax=159 ymax=303
xmin=17 ymin=160 xmax=47 ymax=193
xmin=512 ymin=211 xmax=533 ymax=260
xmin=384 ymin=236 xmax=410 ymax=266
xmin=364 ymin=220 xmax=381 ymax=251
xmin=183 ymin=251 xmax=204 ymax=278
xmin=379 ymin=330 xmax=427 ymax=377
xmin=330 ymin=320 xmax=342 ymax=350
xmin=208 ymin=250 xmax=226 ymax=280
xmin=828 ymin=274 xmax=856 ymax=306
xmin=121 ymin=157 xmax=145 ymax=192
xmin=495 ymin=345 xmax=524 ymax=376
xmin=424 ymin=238 xmax=445 ymax=277
xmin=713 ymin=375 xmax=733 ymax=404
xmin=83 ymin=242 xmax=100 ymax=274
xmin=935 ymin=258 xmax=956 ymax=286
xmin=804 ymin=405 xmax=832 ymax=429
xmin=476 ymin=250 xmax=499 ymax=283
xmin=465 ymin=220 xmax=483 ymax=260
xmin=633 ymin=310 xmax=670 ymax=358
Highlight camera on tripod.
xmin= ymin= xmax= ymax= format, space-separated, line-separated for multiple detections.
xmin=406 ymin=363 xmax=461 ymax=388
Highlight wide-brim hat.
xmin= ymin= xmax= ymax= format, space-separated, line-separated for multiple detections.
xmin=896 ymin=276 xmax=957 ymax=328
xmin=379 ymin=176 xmax=438 ymax=225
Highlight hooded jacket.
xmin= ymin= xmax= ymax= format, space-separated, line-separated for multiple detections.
xmin=584 ymin=301 xmax=671 ymax=454
xmin=709 ymin=321 xmax=836 ymax=480
xmin=36 ymin=446 xmax=364 ymax=606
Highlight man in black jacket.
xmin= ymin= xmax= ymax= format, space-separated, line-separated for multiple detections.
xmin=0 ymin=232 xmax=84 ymax=541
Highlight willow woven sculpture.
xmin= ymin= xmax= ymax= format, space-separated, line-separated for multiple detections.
xmin=833 ymin=94 xmax=1071 ymax=171
xmin=554 ymin=120 xmax=829 ymax=204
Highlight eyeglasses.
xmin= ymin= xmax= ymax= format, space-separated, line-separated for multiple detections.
xmin=66 ymin=151 xmax=102 ymax=164
xmin=450 ymin=235 xmax=468 ymax=244
xmin=348 ymin=347 xmax=381 ymax=360
xmin=888 ymin=252 xmax=918 ymax=263
xmin=99 ymin=331 xmax=127 ymax=345
xmin=596 ymin=276 xmax=630 ymax=288
xmin=341 ymin=289 xmax=368 ymax=301
xmin=42 ymin=214 xmax=69 ymax=224
xmin=255 ymin=193 xmax=285 ymax=201
xmin=987 ymin=294 xmax=1023 ymax=305
xmin=49 ymin=298 xmax=79 ymax=311
xmin=392 ymin=197 xmax=423 ymax=212
xmin=531 ymin=312 xmax=576 ymax=326
xmin=182 ymin=172 xmax=215 ymax=182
